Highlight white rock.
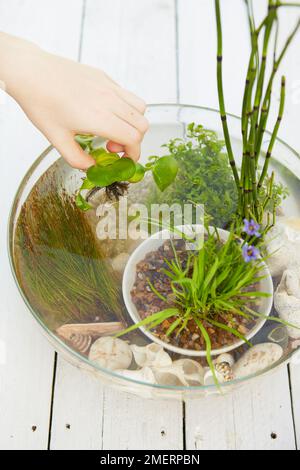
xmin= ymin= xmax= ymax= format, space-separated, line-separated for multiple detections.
xmin=131 ymin=343 xmax=172 ymax=368
xmin=111 ymin=253 xmax=130 ymax=273
xmin=89 ymin=337 xmax=132 ymax=371
xmin=115 ymin=367 xmax=157 ymax=384
xmin=233 ymin=343 xmax=283 ymax=378
xmin=267 ymin=217 xmax=300 ymax=277
xmin=274 ymin=269 xmax=300 ymax=339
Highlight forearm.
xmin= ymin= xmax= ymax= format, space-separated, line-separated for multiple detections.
xmin=0 ymin=32 xmax=40 ymax=98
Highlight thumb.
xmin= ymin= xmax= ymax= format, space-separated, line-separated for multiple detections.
xmin=50 ymin=130 xmax=95 ymax=170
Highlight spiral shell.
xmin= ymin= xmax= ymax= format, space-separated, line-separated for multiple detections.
xmin=69 ymin=334 xmax=92 ymax=354
xmin=215 ymin=362 xmax=234 ymax=382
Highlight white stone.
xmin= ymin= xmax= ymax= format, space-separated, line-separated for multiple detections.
xmin=267 ymin=217 xmax=300 ymax=277
xmin=274 ymin=269 xmax=300 ymax=339
xmin=89 ymin=337 xmax=132 ymax=371
xmin=233 ymin=343 xmax=283 ymax=378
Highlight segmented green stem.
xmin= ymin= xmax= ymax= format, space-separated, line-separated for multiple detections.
xmin=258 ymin=76 xmax=286 ymax=189
xmin=215 ymin=0 xmax=240 ymax=191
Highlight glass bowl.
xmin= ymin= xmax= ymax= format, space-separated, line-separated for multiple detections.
xmin=8 ymin=104 xmax=300 ymax=400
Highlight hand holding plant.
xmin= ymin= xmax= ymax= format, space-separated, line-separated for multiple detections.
xmin=0 ymin=32 xmax=149 ymax=169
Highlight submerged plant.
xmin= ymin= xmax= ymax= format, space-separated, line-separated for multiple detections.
xmin=215 ymin=0 xmax=300 ymax=232
xmin=15 ymin=178 xmax=126 ymax=329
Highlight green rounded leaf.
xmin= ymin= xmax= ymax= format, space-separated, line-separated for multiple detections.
xmin=128 ymin=163 xmax=146 ymax=183
xmin=91 ymin=148 xmax=120 ymax=166
xmin=152 ymin=156 xmax=179 ymax=192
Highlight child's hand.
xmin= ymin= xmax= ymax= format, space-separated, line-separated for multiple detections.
xmin=0 ymin=33 xmax=149 ymax=169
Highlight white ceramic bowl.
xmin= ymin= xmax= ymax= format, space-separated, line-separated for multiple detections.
xmin=122 ymin=225 xmax=274 ymax=357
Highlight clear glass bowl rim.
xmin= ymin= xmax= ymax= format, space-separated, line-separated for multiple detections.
xmin=7 ymin=103 xmax=300 ymax=393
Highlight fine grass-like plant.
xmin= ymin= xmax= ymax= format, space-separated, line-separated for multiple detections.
xmin=117 ymin=222 xmax=296 ymax=384
xmin=215 ymin=0 xmax=300 ymax=232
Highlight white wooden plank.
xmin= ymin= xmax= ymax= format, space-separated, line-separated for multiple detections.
xmin=186 ymin=367 xmax=296 ymax=450
xmin=80 ymin=0 xmax=178 ymax=103
xmin=50 ymin=358 xmax=104 ymax=450
xmin=102 ymin=390 xmax=183 ymax=450
xmin=290 ymin=362 xmax=300 ymax=449
xmin=0 ymin=0 xmax=84 ymax=450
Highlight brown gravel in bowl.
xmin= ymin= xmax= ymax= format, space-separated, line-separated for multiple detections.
xmin=131 ymin=239 xmax=257 ymax=352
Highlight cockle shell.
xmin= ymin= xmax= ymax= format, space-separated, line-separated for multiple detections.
xmin=267 ymin=217 xmax=300 ymax=277
xmin=274 ymin=269 xmax=300 ymax=339
xmin=69 ymin=334 xmax=92 ymax=354
xmin=89 ymin=337 xmax=132 ymax=371
xmin=233 ymin=343 xmax=283 ymax=378
xmin=131 ymin=343 xmax=172 ymax=368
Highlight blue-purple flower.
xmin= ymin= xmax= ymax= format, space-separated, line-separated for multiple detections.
xmin=242 ymin=243 xmax=260 ymax=263
xmin=243 ymin=219 xmax=261 ymax=238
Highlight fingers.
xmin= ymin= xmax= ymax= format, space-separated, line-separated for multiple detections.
xmin=90 ymin=113 xmax=143 ymax=161
xmin=106 ymin=141 xmax=125 ymax=153
xmin=51 ymin=130 xmax=95 ymax=170
xmin=111 ymin=95 xmax=149 ymax=136
xmin=113 ymin=86 xmax=147 ymax=114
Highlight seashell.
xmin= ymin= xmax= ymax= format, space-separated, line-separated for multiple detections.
xmin=131 ymin=343 xmax=172 ymax=368
xmin=173 ymin=359 xmax=204 ymax=386
xmin=152 ymin=367 xmax=189 ymax=387
xmin=115 ymin=367 xmax=157 ymax=384
xmin=214 ymin=353 xmax=235 ymax=368
xmin=69 ymin=333 xmax=92 ymax=354
xmin=233 ymin=343 xmax=283 ymax=379
xmin=215 ymin=362 xmax=234 ymax=382
xmin=267 ymin=217 xmax=300 ymax=277
xmin=89 ymin=337 xmax=132 ymax=371
xmin=274 ymin=269 xmax=300 ymax=339
xmin=56 ymin=322 xmax=124 ymax=340
xmin=204 ymin=368 xmax=227 ymax=386
xmin=267 ymin=326 xmax=289 ymax=349
xmin=111 ymin=253 xmax=130 ymax=273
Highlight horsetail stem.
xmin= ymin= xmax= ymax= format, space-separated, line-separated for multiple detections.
xmin=215 ymin=0 xmax=240 ymax=191
xmin=258 ymin=76 xmax=286 ymax=189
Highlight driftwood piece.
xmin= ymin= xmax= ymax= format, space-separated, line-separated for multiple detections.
xmin=56 ymin=322 xmax=124 ymax=341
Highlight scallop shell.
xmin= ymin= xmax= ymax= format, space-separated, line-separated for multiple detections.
xmin=89 ymin=337 xmax=132 ymax=371
xmin=131 ymin=343 xmax=172 ymax=368
xmin=69 ymin=334 xmax=92 ymax=354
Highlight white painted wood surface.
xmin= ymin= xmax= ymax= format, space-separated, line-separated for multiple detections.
xmin=0 ymin=0 xmax=299 ymax=450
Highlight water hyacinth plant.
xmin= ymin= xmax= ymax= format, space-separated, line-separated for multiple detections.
xmin=215 ymin=0 xmax=300 ymax=232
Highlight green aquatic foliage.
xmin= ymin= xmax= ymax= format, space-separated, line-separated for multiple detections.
xmin=75 ymin=143 xmax=179 ymax=211
xmin=149 ymin=123 xmax=239 ymax=228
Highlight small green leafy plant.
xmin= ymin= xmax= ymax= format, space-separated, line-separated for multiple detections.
xmin=149 ymin=123 xmax=239 ymax=227
xmin=75 ymin=138 xmax=179 ymax=211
